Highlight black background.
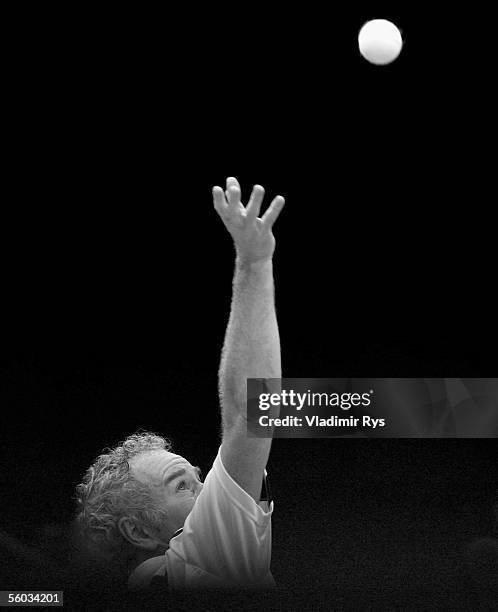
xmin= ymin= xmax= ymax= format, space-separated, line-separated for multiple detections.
xmin=1 ymin=3 xmax=496 ymax=608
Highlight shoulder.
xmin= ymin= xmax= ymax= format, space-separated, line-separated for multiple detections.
xmin=128 ymin=555 xmax=166 ymax=592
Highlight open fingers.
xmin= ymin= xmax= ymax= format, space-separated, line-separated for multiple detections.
xmin=226 ymin=177 xmax=240 ymax=193
xmin=226 ymin=185 xmax=243 ymax=212
xmin=212 ymin=186 xmax=228 ymax=217
xmin=261 ymin=196 xmax=285 ymax=231
xmin=245 ymin=185 xmax=265 ymax=224
xmin=225 ymin=177 xmax=244 ymax=213
xmin=226 ymin=177 xmax=241 ymax=208
xmin=215 ymin=178 xmax=286 ymax=232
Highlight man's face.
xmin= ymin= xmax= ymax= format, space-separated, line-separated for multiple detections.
xmin=130 ymin=449 xmax=204 ymax=542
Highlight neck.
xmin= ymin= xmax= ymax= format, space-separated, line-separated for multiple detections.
xmin=128 ymin=545 xmax=168 ymax=575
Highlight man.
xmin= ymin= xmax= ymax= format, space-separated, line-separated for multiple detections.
xmin=73 ymin=177 xmax=285 ymax=590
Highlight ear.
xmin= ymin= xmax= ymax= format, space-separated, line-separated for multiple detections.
xmin=117 ymin=517 xmax=161 ymax=551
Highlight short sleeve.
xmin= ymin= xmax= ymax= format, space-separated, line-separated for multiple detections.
xmin=167 ymin=445 xmax=274 ymax=586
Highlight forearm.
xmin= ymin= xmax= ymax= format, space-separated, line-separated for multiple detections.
xmin=218 ymin=255 xmax=281 ymax=431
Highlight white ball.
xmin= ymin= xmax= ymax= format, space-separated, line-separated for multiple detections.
xmin=358 ymin=19 xmax=403 ymax=65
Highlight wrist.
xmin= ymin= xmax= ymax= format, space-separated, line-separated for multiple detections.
xmin=235 ymin=254 xmax=273 ymax=271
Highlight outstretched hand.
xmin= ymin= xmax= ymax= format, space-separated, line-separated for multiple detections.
xmin=213 ymin=177 xmax=285 ymax=264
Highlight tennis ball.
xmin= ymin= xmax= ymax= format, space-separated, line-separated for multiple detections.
xmin=358 ymin=19 xmax=403 ymax=65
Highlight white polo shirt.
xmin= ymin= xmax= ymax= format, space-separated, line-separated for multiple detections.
xmin=128 ymin=445 xmax=275 ymax=590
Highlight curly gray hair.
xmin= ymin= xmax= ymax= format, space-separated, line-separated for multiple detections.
xmin=72 ymin=430 xmax=173 ymax=578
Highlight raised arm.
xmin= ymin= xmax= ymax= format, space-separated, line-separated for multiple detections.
xmin=213 ymin=177 xmax=285 ymax=502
